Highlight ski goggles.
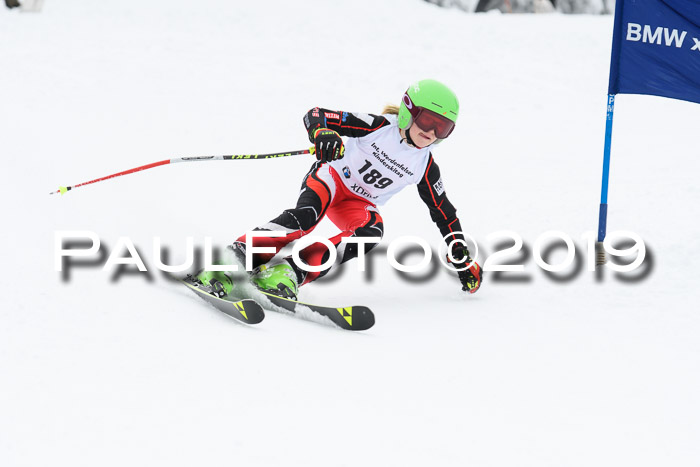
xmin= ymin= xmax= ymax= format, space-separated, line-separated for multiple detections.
xmin=402 ymin=92 xmax=456 ymax=139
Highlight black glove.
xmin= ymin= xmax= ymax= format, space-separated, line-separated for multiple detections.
xmin=310 ymin=127 xmax=344 ymax=163
xmin=448 ymin=244 xmax=483 ymax=294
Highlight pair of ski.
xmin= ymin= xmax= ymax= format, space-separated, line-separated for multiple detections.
xmin=179 ymin=275 xmax=375 ymax=331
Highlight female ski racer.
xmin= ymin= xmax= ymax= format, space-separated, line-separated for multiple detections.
xmin=197 ymin=79 xmax=483 ymax=299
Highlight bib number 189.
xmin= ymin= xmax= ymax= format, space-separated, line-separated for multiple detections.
xmin=358 ymin=160 xmax=394 ymax=189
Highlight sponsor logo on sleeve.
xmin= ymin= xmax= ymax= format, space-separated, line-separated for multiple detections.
xmin=324 ymin=112 xmax=340 ymax=120
xmin=433 ymin=178 xmax=445 ymax=196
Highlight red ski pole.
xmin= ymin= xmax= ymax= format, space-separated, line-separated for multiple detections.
xmin=50 ymin=147 xmax=314 ymax=195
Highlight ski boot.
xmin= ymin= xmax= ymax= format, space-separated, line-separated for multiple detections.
xmin=251 ymin=261 xmax=299 ymax=300
xmin=192 ymin=270 xmax=234 ymax=298
xmin=188 ymin=242 xmax=251 ymax=298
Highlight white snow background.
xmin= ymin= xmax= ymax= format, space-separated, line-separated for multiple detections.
xmin=2 ymin=1 xmax=699 ymax=466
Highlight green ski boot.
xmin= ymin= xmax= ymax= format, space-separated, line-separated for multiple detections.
xmin=195 ymin=270 xmax=234 ymax=298
xmin=251 ymin=262 xmax=299 ymax=299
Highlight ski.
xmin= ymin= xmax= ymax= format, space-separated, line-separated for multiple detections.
xmin=256 ymin=289 xmax=375 ymax=331
xmin=177 ymin=272 xmax=374 ymax=330
xmin=179 ymin=277 xmax=265 ymax=325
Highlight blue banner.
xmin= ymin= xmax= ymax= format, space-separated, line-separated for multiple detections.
xmin=608 ymin=0 xmax=700 ymax=104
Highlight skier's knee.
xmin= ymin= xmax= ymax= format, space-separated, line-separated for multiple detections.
xmin=340 ymin=215 xmax=383 ymax=262
xmin=354 ymin=213 xmax=384 ymax=247
xmin=269 ymin=207 xmax=319 ymax=232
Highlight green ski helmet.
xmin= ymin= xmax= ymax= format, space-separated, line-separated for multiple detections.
xmin=398 ymin=79 xmax=459 ymax=143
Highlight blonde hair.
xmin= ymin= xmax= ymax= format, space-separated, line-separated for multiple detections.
xmin=382 ymin=104 xmax=400 ymax=115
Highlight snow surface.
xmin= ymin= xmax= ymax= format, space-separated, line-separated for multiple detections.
xmin=2 ymin=1 xmax=700 ymax=466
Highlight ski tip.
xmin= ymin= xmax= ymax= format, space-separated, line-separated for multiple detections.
xmin=238 ymin=299 xmax=266 ymax=324
xmin=335 ymin=306 xmax=375 ymax=331
xmin=352 ymin=306 xmax=375 ymax=331
xmin=179 ymin=277 xmax=265 ymax=325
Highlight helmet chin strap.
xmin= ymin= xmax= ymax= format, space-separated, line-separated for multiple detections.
xmin=401 ymin=127 xmax=424 ymax=149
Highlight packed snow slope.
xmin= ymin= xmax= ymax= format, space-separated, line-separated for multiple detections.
xmin=2 ymin=1 xmax=699 ymax=466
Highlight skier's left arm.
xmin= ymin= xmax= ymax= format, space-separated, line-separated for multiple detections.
xmin=417 ymin=155 xmax=483 ymax=293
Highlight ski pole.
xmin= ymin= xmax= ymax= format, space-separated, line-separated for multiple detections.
xmin=50 ymin=147 xmax=314 ymax=195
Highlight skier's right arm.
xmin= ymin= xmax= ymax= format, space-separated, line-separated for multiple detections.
xmin=303 ymin=108 xmax=390 ymax=163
